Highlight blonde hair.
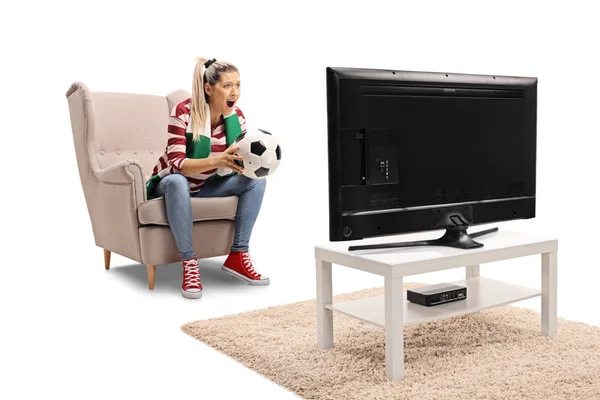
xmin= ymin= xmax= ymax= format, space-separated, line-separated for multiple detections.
xmin=190 ymin=57 xmax=239 ymax=141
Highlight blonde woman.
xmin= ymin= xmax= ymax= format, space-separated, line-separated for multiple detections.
xmin=146 ymin=58 xmax=269 ymax=299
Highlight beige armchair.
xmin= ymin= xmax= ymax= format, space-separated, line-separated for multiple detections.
xmin=66 ymin=82 xmax=238 ymax=290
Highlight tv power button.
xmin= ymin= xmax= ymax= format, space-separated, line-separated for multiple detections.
xmin=343 ymin=227 xmax=352 ymax=237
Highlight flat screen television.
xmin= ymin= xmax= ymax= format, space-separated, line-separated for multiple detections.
xmin=326 ymin=66 xmax=537 ymax=251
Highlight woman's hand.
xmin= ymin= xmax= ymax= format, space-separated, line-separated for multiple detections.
xmin=214 ymin=143 xmax=244 ymax=174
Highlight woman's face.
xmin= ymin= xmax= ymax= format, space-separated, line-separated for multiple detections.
xmin=205 ymin=71 xmax=241 ymax=117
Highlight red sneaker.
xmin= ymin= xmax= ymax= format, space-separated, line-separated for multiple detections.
xmin=181 ymin=258 xmax=203 ymax=299
xmin=222 ymin=252 xmax=270 ymax=285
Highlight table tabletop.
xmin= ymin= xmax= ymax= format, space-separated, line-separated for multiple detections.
xmin=315 ymin=228 xmax=558 ymax=277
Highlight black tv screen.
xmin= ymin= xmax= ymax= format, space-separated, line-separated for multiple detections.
xmin=326 ymin=66 xmax=537 ymax=245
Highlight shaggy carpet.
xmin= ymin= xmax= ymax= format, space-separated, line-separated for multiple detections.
xmin=181 ymin=283 xmax=600 ymax=399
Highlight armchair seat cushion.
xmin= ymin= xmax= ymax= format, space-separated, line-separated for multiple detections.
xmin=138 ymin=196 xmax=238 ymax=225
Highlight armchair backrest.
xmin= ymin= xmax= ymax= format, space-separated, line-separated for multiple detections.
xmin=66 ymin=82 xmax=190 ymax=181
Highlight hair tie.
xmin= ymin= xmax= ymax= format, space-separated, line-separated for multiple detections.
xmin=205 ymin=58 xmax=217 ymax=69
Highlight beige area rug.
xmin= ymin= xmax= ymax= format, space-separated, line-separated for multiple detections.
xmin=181 ymin=283 xmax=600 ymax=400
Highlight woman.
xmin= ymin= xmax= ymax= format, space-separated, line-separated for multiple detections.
xmin=146 ymin=57 xmax=269 ymax=299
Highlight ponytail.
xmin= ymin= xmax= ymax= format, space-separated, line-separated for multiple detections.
xmin=190 ymin=57 xmax=208 ymax=141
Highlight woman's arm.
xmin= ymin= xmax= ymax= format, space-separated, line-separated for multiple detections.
xmin=165 ymin=104 xmax=225 ymax=175
xmin=183 ymin=144 xmax=243 ymax=175
xmin=165 ymin=107 xmax=189 ymax=173
xmin=237 ymin=107 xmax=247 ymax=134
xmin=180 ymin=157 xmax=218 ymax=175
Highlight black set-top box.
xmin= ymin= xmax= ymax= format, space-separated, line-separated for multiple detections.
xmin=407 ymin=283 xmax=467 ymax=307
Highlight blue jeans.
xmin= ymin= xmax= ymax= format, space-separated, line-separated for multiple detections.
xmin=152 ymin=173 xmax=266 ymax=261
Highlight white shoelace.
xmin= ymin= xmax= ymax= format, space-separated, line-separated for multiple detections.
xmin=242 ymin=253 xmax=260 ymax=278
xmin=183 ymin=260 xmax=201 ymax=288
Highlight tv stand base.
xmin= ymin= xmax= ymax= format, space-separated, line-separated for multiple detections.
xmin=348 ymin=226 xmax=499 ymax=252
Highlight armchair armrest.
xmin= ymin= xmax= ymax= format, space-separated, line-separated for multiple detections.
xmin=93 ymin=159 xmax=147 ymax=206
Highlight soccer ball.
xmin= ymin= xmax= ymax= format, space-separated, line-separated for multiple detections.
xmin=234 ymin=128 xmax=282 ymax=179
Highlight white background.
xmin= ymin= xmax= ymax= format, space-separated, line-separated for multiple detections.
xmin=2 ymin=0 xmax=599 ymax=398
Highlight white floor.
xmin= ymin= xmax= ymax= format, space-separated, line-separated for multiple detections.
xmin=3 ymin=216 xmax=599 ymax=399
xmin=3 ymin=2 xmax=599 ymax=398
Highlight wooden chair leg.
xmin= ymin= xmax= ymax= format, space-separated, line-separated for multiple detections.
xmin=147 ymin=264 xmax=156 ymax=290
xmin=104 ymin=249 xmax=111 ymax=270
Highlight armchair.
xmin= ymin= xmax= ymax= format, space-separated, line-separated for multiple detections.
xmin=66 ymin=82 xmax=238 ymax=290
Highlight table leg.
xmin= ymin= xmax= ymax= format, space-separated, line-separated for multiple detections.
xmin=385 ymin=276 xmax=404 ymax=380
xmin=466 ymin=264 xmax=480 ymax=279
xmin=542 ymin=252 xmax=557 ymax=336
xmin=316 ymin=258 xmax=333 ymax=349
xmin=466 ymin=264 xmax=481 ymax=314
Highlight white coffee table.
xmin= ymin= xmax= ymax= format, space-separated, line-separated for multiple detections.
xmin=315 ymin=228 xmax=558 ymax=381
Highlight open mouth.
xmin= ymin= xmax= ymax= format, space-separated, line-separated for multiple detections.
xmin=226 ymin=99 xmax=236 ymax=108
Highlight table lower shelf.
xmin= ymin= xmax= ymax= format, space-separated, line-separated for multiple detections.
xmin=324 ymin=277 xmax=541 ymax=328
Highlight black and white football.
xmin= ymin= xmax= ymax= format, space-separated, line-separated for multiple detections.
xmin=234 ymin=128 xmax=281 ymax=179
